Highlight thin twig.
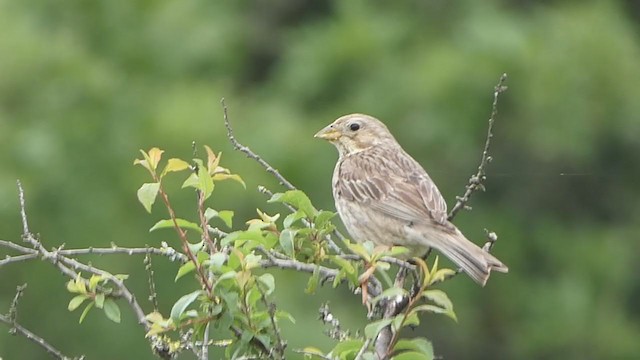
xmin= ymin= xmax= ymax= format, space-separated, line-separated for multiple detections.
xmin=0 ymin=314 xmax=79 ymax=360
xmin=16 ymin=180 xmax=151 ymax=332
xmin=354 ymin=338 xmax=372 ymax=360
xmin=0 ymin=253 xmax=38 ymax=267
xmin=1 ymin=284 xmax=80 ymax=360
xmin=318 ymin=303 xmax=351 ymax=341
xmin=0 ymin=239 xmax=37 ymax=253
xmin=144 ymin=252 xmax=160 ymax=311
xmin=256 ymin=283 xmax=286 ymax=359
xmin=220 ymin=99 xmax=346 ymax=254
xmin=448 ymin=73 xmax=508 ymax=221
xmin=8 ymin=284 xmax=27 ymax=324
xmin=256 ymin=247 xmax=337 ymax=281
xmin=221 ymin=98 xmax=296 ymax=190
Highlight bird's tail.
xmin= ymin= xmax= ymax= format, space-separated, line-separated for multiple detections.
xmin=422 ymin=227 xmax=508 ymax=286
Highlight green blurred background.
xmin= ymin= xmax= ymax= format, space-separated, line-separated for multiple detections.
xmin=1 ymin=0 xmax=639 ymax=359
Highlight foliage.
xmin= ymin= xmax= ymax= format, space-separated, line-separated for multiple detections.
xmin=127 ymin=146 xmax=458 ymax=358
xmin=2 ymin=1 xmax=640 ymax=359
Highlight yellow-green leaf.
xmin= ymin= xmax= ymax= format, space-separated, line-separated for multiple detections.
xmin=212 ymin=173 xmax=246 ymax=189
xmin=147 ymin=148 xmax=164 ymax=171
xmin=364 ymin=318 xmax=393 ymax=339
xmin=204 ymin=208 xmax=234 ymax=228
xmin=79 ymin=302 xmax=94 ymax=323
xmin=68 ymin=295 xmax=88 ymax=311
xmin=94 ymin=293 xmax=105 ymax=309
xmin=162 ymin=158 xmax=190 ymax=176
xmin=149 ymin=218 xmax=203 ymax=234
xmin=175 ymin=261 xmax=196 ymax=281
xmin=137 ymin=182 xmax=160 ymax=213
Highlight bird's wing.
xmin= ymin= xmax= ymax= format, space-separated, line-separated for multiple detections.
xmin=337 ymin=148 xmax=449 ymax=226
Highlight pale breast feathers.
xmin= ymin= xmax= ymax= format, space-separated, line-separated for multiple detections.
xmin=334 ymin=148 xmax=449 ymax=226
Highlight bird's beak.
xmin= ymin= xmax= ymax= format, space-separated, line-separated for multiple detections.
xmin=314 ymin=125 xmax=341 ymax=141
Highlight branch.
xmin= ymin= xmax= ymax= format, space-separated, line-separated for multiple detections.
xmin=256 ymin=283 xmax=286 ymax=359
xmin=220 ymin=99 xmax=346 ymax=254
xmin=16 ymin=181 xmax=151 ymax=333
xmin=0 ymin=314 xmax=79 ymax=360
xmin=448 ymin=73 xmax=508 ymax=221
xmin=221 ymin=98 xmax=296 ymax=190
xmin=1 ymin=284 xmax=81 ymax=360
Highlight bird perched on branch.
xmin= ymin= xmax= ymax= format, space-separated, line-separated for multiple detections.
xmin=315 ymin=114 xmax=508 ymax=286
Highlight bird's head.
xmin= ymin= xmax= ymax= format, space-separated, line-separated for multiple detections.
xmin=314 ymin=114 xmax=397 ymax=156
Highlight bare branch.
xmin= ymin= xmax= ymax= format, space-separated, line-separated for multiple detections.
xmin=0 ymin=239 xmax=38 ymax=253
xmin=0 ymin=314 xmax=80 ymax=360
xmin=220 ymin=99 xmax=346 ymax=254
xmin=1 ymin=284 xmax=81 ymax=360
xmin=0 ymin=253 xmax=38 ymax=267
xmin=16 ymin=180 xmax=151 ymax=332
xmin=448 ymin=73 xmax=508 ymax=221
xmin=221 ymin=98 xmax=296 ymax=190
xmin=318 ymin=303 xmax=351 ymax=341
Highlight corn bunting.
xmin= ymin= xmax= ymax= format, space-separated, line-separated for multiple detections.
xmin=315 ymin=114 xmax=508 ymax=286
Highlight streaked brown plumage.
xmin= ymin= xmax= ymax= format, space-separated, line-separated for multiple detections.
xmin=315 ymin=114 xmax=508 ymax=286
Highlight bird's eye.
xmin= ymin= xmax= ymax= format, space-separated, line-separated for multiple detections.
xmin=349 ymin=123 xmax=360 ymax=131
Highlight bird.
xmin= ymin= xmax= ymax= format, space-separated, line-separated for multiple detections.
xmin=314 ymin=113 xmax=508 ymax=286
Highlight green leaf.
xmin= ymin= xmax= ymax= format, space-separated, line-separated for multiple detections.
xmin=175 ymin=261 xmax=196 ymax=281
xmin=204 ymin=208 xmax=234 ymax=228
xmin=276 ymin=310 xmax=296 ymax=324
xmin=94 ymin=293 xmax=105 ymax=309
xmin=221 ymin=230 xmax=265 ymax=248
xmin=313 ymin=210 xmax=336 ymax=229
xmin=170 ymin=290 xmax=203 ymax=322
xmin=79 ymin=302 xmax=94 ymax=323
xmin=330 ymin=256 xmax=359 ymax=285
xmin=283 ymin=209 xmax=306 ymax=228
xmin=392 ymin=312 xmax=420 ymax=331
xmin=137 ymin=182 xmax=160 ymax=213
xmin=394 ymin=338 xmax=434 ymax=359
xmin=305 ymin=266 xmax=320 ymax=294
xmin=269 ymin=190 xmax=317 ymax=218
xmin=149 ymin=218 xmax=203 ymax=234
xmin=279 ymin=229 xmax=297 ymax=257
xmin=422 ymin=290 xmax=455 ymax=314
xmin=429 ymin=268 xmax=457 ymax=284
xmin=68 ymin=295 xmax=88 ymax=311
xmin=103 ymin=298 xmax=121 ymax=323
xmin=209 ymin=252 xmax=227 ymax=271
xmin=330 ymin=339 xmax=364 ymax=358
xmin=371 ymin=286 xmax=408 ymax=305
xmin=387 ymin=246 xmax=410 ymax=257
xmin=391 ymin=351 xmax=433 ymax=360
xmin=213 ymin=271 xmax=238 ymax=291
xmin=181 ymin=159 xmax=214 ymax=199
xmin=347 ymin=242 xmax=372 ymax=262
xmin=364 ymin=318 xmax=393 ymax=339
xmin=412 ymin=304 xmax=457 ymax=322
xmin=196 ymin=160 xmax=215 ymax=200
xmin=257 ymin=273 xmax=275 ymax=295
